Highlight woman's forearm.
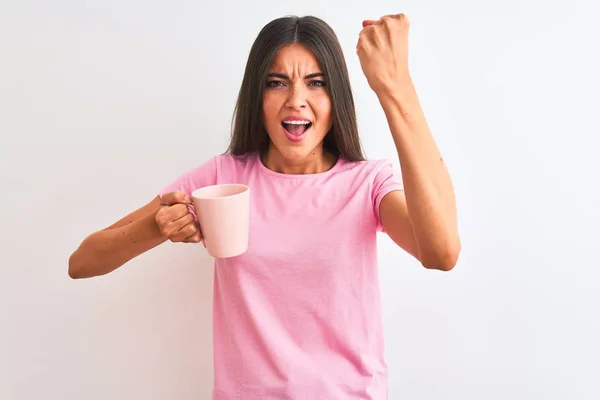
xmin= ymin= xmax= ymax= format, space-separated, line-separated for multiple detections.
xmin=68 ymin=212 xmax=167 ymax=279
xmin=378 ymin=79 xmax=460 ymax=267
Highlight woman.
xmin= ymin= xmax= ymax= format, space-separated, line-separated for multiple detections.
xmin=69 ymin=14 xmax=460 ymax=400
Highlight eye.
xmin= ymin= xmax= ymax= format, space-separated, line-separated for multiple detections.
xmin=309 ymin=80 xmax=326 ymax=87
xmin=266 ymin=80 xmax=285 ymax=88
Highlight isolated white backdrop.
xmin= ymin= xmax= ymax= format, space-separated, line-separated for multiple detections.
xmin=1 ymin=0 xmax=599 ymax=399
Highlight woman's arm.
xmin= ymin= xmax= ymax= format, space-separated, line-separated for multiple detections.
xmin=378 ymin=83 xmax=460 ymax=271
xmin=357 ymin=14 xmax=460 ymax=270
xmin=68 ymin=196 xmax=166 ymax=279
xmin=68 ymin=191 xmax=201 ymax=279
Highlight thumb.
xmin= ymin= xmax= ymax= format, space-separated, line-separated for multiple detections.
xmin=362 ymin=20 xmax=376 ymax=28
xmin=160 ymin=190 xmax=192 ymax=206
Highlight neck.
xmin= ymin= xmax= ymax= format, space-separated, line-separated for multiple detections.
xmin=262 ymin=146 xmax=337 ymax=175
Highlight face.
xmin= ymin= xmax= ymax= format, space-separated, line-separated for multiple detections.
xmin=262 ymin=44 xmax=333 ymax=164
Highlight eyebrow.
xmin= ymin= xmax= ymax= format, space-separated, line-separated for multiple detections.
xmin=267 ymin=72 xmax=325 ymax=80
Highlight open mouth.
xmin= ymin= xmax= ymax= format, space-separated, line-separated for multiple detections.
xmin=282 ymin=120 xmax=312 ymax=136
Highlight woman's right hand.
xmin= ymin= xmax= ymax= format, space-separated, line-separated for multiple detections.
xmin=155 ymin=191 xmax=203 ymax=243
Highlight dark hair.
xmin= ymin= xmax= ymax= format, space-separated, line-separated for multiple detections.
xmin=226 ymin=15 xmax=366 ymax=162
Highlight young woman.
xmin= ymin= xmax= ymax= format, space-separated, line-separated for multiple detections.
xmin=69 ymin=14 xmax=460 ymax=400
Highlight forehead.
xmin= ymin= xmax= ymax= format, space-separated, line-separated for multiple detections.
xmin=269 ymin=44 xmax=322 ymax=72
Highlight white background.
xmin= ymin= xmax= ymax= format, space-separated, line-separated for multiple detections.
xmin=1 ymin=0 xmax=599 ymax=399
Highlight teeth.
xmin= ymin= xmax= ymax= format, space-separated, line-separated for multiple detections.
xmin=283 ymin=120 xmax=311 ymax=125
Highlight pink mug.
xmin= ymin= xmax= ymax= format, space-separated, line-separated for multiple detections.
xmin=191 ymin=184 xmax=250 ymax=258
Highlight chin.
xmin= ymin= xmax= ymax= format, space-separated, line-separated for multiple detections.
xmin=275 ymin=141 xmax=316 ymax=161
xmin=268 ymin=124 xmax=326 ymax=160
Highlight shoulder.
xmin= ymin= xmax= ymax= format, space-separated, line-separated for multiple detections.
xmin=177 ymin=152 xmax=259 ymax=177
xmin=336 ymin=157 xmax=399 ymax=180
xmin=158 ymin=153 xmax=260 ymax=196
xmin=336 ymin=157 xmax=403 ymax=198
xmin=212 ymin=152 xmax=259 ymax=170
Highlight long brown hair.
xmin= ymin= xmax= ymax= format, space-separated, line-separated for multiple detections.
xmin=226 ymin=15 xmax=366 ymax=162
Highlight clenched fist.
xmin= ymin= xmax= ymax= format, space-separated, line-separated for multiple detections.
xmin=155 ymin=191 xmax=203 ymax=244
xmin=356 ymin=14 xmax=412 ymax=96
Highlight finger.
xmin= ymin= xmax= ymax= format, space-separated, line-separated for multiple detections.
xmin=160 ymin=190 xmax=192 ymax=206
xmin=184 ymin=230 xmax=203 ymax=244
xmin=381 ymin=13 xmax=409 ymax=27
xmin=155 ymin=204 xmax=188 ymax=232
xmin=157 ymin=211 xmax=192 ymax=239
xmin=184 ymin=221 xmax=204 ymax=244
xmin=171 ymin=212 xmax=195 ymax=232
xmin=171 ymin=222 xmax=198 ymax=242
xmin=382 ymin=13 xmax=403 ymax=20
xmin=362 ymin=20 xmax=376 ymax=28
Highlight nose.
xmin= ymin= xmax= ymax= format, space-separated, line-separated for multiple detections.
xmin=285 ymin=83 xmax=307 ymax=110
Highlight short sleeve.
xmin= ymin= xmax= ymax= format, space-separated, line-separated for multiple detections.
xmin=158 ymin=156 xmax=219 ymax=198
xmin=372 ymin=160 xmax=404 ymax=232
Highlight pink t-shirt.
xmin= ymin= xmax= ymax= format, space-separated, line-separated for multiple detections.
xmin=159 ymin=152 xmax=403 ymax=400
